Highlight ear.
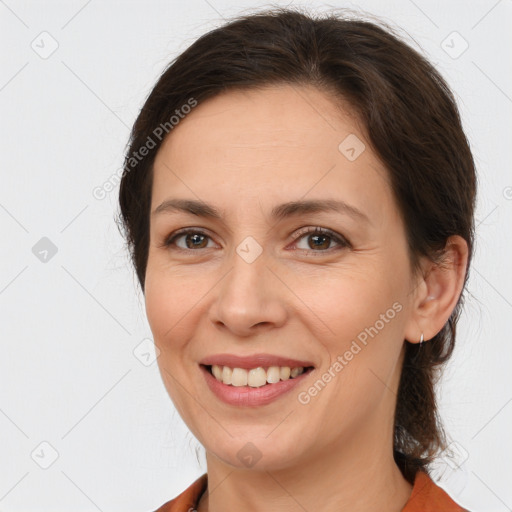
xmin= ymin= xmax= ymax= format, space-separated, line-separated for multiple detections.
xmin=404 ymin=235 xmax=469 ymax=344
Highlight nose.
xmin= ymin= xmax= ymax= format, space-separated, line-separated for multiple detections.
xmin=209 ymin=248 xmax=288 ymax=337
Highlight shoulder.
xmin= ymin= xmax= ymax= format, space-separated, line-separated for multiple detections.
xmin=151 ymin=474 xmax=208 ymax=512
xmin=403 ymin=470 xmax=470 ymax=512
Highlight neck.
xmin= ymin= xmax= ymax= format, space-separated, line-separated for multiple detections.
xmin=197 ymin=424 xmax=413 ymax=512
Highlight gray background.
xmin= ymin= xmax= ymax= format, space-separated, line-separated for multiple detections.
xmin=0 ymin=0 xmax=511 ymax=510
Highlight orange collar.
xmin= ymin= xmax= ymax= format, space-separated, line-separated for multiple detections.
xmin=153 ymin=470 xmax=468 ymax=511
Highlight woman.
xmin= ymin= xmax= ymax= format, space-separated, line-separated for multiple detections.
xmin=118 ymin=7 xmax=476 ymax=511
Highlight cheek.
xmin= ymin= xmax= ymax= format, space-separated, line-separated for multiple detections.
xmin=294 ymin=265 xmax=407 ymax=391
xmin=144 ymin=262 xmax=198 ymax=343
xmin=144 ymin=269 xmax=200 ymax=417
xmin=290 ymin=265 xmax=400 ymax=339
xmin=143 ymin=282 xmax=191 ymax=381
xmin=144 ymin=275 xmax=174 ymax=342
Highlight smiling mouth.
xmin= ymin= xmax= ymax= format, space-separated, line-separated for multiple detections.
xmin=202 ymin=364 xmax=315 ymax=387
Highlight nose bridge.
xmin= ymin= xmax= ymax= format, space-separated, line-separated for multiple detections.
xmin=222 ymin=236 xmax=269 ymax=305
xmin=211 ymin=233 xmax=286 ymax=333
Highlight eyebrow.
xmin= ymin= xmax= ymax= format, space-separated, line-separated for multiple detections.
xmin=152 ymin=198 xmax=370 ymax=223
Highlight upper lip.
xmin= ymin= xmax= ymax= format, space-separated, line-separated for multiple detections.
xmin=200 ymin=353 xmax=315 ymax=369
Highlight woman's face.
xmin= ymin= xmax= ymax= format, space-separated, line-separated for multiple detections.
xmin=145 ymin=84 xmax=422 ymax=471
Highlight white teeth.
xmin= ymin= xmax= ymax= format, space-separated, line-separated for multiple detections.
xmin=267 ymin=366 xmax=281 ymax=384
xmin=209 ymin=364 xmax=308 ymax=386
xmin=290 ymin=367 xmax=304 ymax=378
xmin=248 ymin=367 xmax=267 ymax=387
xmin=221 ymin=366 xmax=232 ymax=385
xmin=280 ymin=367 xmax=291 ymax=380
xmin=212 ymin=364 xmax=223 ymax=380
xmin=231 ymin=368 xmax=248 ymax=387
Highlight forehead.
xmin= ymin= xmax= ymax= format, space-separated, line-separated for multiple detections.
xmin=151 ymin=84 xmax=394 ymax=224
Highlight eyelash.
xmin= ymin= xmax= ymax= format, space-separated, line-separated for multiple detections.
xmin=160 ymin=226 xmax=351 ymax=255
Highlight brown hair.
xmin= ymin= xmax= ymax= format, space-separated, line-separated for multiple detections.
xmin=117 ymin=6 xmax=476 ymax=483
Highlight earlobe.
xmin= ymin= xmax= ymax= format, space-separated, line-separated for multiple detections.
xmin=404 ymin=235 xmax=469 ymax=344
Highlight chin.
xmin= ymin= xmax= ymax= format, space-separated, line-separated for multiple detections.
xmin=204 ymin=432 xmax=306 ymax=472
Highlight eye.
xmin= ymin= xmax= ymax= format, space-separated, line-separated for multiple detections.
xmin=290 ymin=226 xmax=351 ymax=254
xmin=162 ymin=229 xmax=215 ymax=251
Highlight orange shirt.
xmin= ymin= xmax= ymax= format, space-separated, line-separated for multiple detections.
xmin=152 ymin=470 xmax=469 ymax=511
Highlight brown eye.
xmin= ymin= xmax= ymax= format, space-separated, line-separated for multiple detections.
xmin=292 ymin=227 xmax=350 ymax=253
xmin=164 ymin=230 xmax=214 ymax=250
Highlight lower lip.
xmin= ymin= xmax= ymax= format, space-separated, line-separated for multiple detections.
xmin=200 ymin=365 xmax=313 ymax=407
